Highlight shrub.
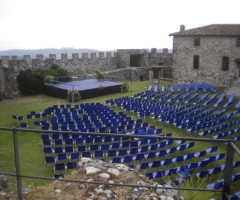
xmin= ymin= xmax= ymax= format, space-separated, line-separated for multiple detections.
xmin=179 ymin=175 xmax=216 ymax=200
xmin=121 ymin=82 xmax=129 ymax=92
xmin=44 ymin=75 xmax=55 ymax=84
xmin=17 ymin=65 xmax=70 ymax=95
xmin=0 ymin=92 xmax=3 ymax=101
xmin=17 ymin=69 xmax=45 ymax=95
xmin=48 ymin=64 xmax=70 ymax=82
xmin=96 ymin=70 xmax=105 ymax=80
xmin=67 ymin=90 xmax=81 ymax=102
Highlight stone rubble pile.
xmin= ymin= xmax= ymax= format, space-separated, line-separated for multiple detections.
xmin=72 ymin=158 xmax=183 ymax=200
xmin=0 ymin=158 xmax=184 ymax=200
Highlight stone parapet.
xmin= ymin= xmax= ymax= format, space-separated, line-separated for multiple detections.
xmin=0 ymin=48 xmax=172 ymax=98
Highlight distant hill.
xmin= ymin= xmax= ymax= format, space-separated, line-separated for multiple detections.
xmin=0 ymin=48 xmax=116 ymax=59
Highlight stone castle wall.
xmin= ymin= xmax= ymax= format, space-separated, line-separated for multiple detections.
xmin=0 ymin=49 xmax=173 ymax=98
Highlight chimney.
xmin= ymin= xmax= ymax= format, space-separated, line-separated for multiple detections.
xmin=180 ymin=24 xmax=185 ymax=31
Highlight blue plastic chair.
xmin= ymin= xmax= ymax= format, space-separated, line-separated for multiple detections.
xmin=54 ymin=163 xmax=65 ymax=171
xmin=56 ymin=153 xmax=67 ymax=162
xmin=68 ymin=152 xmax=79 ymax=161
xmin=110 ymin=156 xmax=121 ymax=163
xmin=121 ymin=141 xmax=130 ymax=148
xmin=45 ymin=156 xmax=55 ymax=164
xmin=140 ymin=145 xmax=149 ymax=153
xmin=111 ymin=142 xmax=120 ymax=149
xmin=194 ymin=151 xmax=206 ymax=158
xmin=207 ymin=179 xmax=224 ymax=189
xmin=75 ymin=137 xmax=84 ymax=146
xmin=150 ymin=160 xmax=161 ymax=168
xmin=54 ymin=174 xmax=64 ymax=179
xmin=122 ymin=155 xmax=133 ymax=163
xmin=157 ymin=149 xmax=167 ymax=157
xmin=89 ymin=144 xmax=99 ymax=151
xmin=100 ymin=144 xmax=109 ymax=151
xmin=128 ymin=148 xmax=138 ymax=155
xmin=161 ymin=158 xmax=172 ymax=166
xmin=65 ymin=146 xmax=74 ymax=153
xmin=82 ymin=151 xmax=91 ymax=158
xmin=196 ymin=171 xmax=209 ymax=178
xmin=67 ymin=162 xmax=77 ymax=170
xmin=139 ymin=162 xmax=149 ymax=169
xmin=134 ymin=153 xmax=144 ymax=161
xmin=118 ymin=149 xmax=127 ymax=156
xmin=77 ymin=145 xmax=86 ymax=152
xmin=42 ymin=139 xmax=52 ymax=146
xmin=139 ymin=139 xmax=148 ymax=145
xmin=107 ymin=150 xmax=117 ymax=157
xmin=54 ymin=139 xmax=63 ymax=146
xmin=93 ymin=136 xmax=102 ymax=143
xmin=184 ymin=153 xmax=194 ymax=160
xmin=94 ymin=150 xmax=104 ymax=158
xmin=43 ymin=146 xmax=54 ymax=154
xmin=130 ymin=141 xmax=138 ymax=147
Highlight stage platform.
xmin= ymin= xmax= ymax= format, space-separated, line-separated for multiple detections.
xmin=44 ymin=79 xmax=122 ymax=99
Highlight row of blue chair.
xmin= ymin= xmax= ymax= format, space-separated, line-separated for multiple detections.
xmin=214 ymin=92 xmax=226 ymax=107
xmin=207 ymin=173 xmax=240 ymax=189
xmin=212 ymin=127 xmax=240 ymax=139
xmin=229 ymin=191 xmax=240 ymax=200
xmin=139 ymin=146 xmax=217 ymax=172
xmin=187 ymin=109 xmax=239 ymax=133
xmin=196 ymin=161 xmax=240 ymax=178
xmin=109 ymin=90 xmax=235 ymax=138
xmin=224 ymin=93 xmax=236 ymax=108
xmin=42 ymin=133 xmax=174 ymax=150
xmin=109 ymin=143 xmax=194 ymax=165
xmin=43 ymin=137 xmax=176 ymax=160
xmin=199 ymin=118 xmax=240 ymax=136
xmin=146 ymin=152 xmax=223 ymax=179
xmin=54 ymin=161 xmax=77 ymax=172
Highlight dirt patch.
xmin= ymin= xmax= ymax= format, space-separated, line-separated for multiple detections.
xmin=1 ymin=96 xmax=41 ymax=105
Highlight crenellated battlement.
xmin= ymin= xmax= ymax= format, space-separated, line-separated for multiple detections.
xmin=0 ymin=48 xmax=172 ymax=98
xmin=0 ymin=49 xmax=172 ymax=62
xmin=0 ymin=51 xmax=116 ymax=61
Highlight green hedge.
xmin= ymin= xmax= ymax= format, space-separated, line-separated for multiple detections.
xmin=17 ymin=64 xmax=70 ymax=95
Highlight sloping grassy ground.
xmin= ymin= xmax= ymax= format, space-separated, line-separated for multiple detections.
xmin=0 ymin=81 xmax=153 ymax=189
xmin=0 ymin=80 xmax=239 ymax=200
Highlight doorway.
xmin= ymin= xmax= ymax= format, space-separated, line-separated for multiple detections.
xmin=130 ymin=54 xmax=141 ymax=67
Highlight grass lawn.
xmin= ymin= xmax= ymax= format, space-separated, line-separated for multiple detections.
xmin=0 ymin=80 xmax=154 ymax=189
xmin=0 ymin=80 xmax=239 ymax=200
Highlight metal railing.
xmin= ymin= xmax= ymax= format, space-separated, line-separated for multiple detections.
xmin=0 ymin=127 xmax=239 ymax=200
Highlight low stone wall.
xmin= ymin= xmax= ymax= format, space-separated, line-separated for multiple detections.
xmin=104 ymin=67 xmax=149 ymax=82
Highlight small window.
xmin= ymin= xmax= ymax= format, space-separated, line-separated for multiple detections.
xmin=222 ymin=56 xmax=229 ymax=71
xmin=237 ymin=38 xmax=240 ymax=47
xmin=194 ymin=36 xmax=200 ymax=46
xmin=193 ymin=55 xmax=199 ymax=69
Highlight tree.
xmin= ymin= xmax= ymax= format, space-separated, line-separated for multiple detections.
xmin=17 ymin=69 xmax=45 ymax=95
xmin=96 ymin=70 xmax=105 ymax=80
xmin=67 ymin=90 xmax=81 ymax=102
xmin=17 ymin=64 xmax=71 ymax=95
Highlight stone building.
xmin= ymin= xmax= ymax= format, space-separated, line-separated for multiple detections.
xmin=169 ymin=24 xmax=240 ymax=86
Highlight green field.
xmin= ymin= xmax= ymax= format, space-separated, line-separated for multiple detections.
xmin=0 ymin=80 xmax=239 ymax=200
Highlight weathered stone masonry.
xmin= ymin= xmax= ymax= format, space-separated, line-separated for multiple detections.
xmin=170 ymin=24 xmax=240 ymax=86
xmin=0 ymin=49 xmax=172 ymax=98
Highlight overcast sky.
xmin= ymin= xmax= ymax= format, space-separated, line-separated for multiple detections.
xmin=0 ymin=0 xmax=239 ymax=51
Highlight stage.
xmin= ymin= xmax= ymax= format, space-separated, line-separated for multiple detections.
xmin=44 ymin=79 xmax=122 ymax=99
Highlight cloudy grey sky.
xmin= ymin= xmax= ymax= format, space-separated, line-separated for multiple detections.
xmin=0 ymin=0 xmax=239 ymax=50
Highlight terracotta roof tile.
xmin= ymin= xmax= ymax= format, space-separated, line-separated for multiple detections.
xmin=169 ymin=24 xmax=240 ymax=36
